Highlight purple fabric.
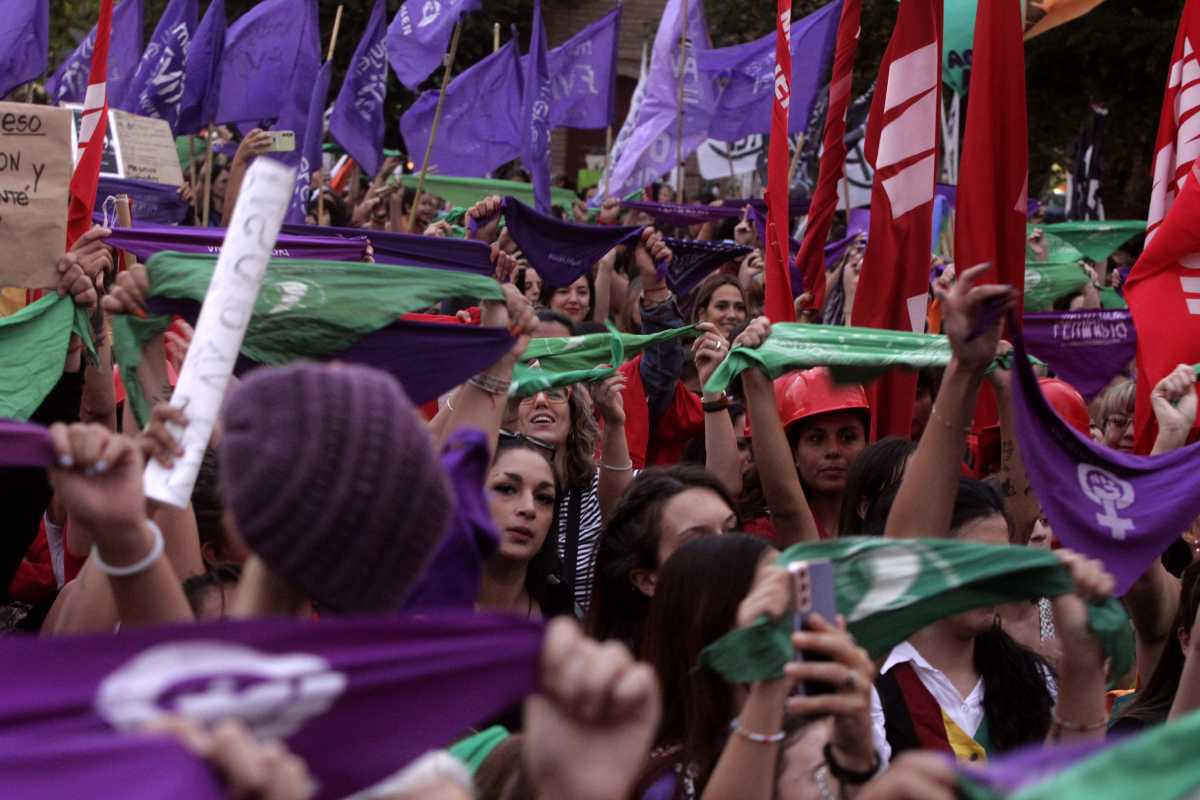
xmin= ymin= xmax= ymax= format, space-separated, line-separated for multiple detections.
xmin=696 ymin=0 xmax=841 ymax=140
xmin=1010 ymin=319 xmax=1200 ymax=595
xmin=748 ymin=203 xmax=801 ymax=256
xmin=1024 ymin=310 xmax=1137 ymax=400
xmin=0 ymin=420 xmax=54 ymax=468
xmin=0 ymin=1 xmax=48 ymax=98
xmin=47 ymin=0 xmax=143 ymax=105
xmin=660 ymin=237 xmax=752 ymax=298
xmin=96 ymin=177 xmax=189 ymax=225
xmin=959 ymin=737 xmax=1114 ymax=795
xmin=106 ymin=223 xmax=370 ymax=262
xmin=399 ymin=39 xmax=524 ymax=178
xmin=216 ymin=0 xmax=320 ymax=127
xmin=0 ymin=612 xmax=542 ymax=800
xmin=280 ymin=223 xmax=494 ymax=276
xmin=403 ymin=429 xmax=500 ymax=611
xmin=286 ymin=59 xmax=333 ymax=225
xmin=621 ymin=200 xmax=745 ymax=227
xmin=329 ymin=0 xmax=388 ymax=178
xmin=541 ymin=6 xmax=620 ymax=130
xmin=604 ymin=0 xmax=717 ymax=200
xmin=176 ymin=0 xmax=224 ymax=135
xmin=501 ymin=196 xmax=644 ymax=288
xmin=119 ymin=0 xmax=198 ymax=129
xmin=522 ymin=0 xmax=553 ymax=215
xmin=386 ymin=0 xmax=481 ymax=91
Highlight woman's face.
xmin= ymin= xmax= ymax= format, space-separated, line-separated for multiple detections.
xmin=549 ymin=276 xmax=591 ymax=324
xmin=521 ymin=268 xmax=543 ymax=306
xmin=701 ymin=284 xmax=748 ymax=340
xmin=487 ymin=449 xmax=556 ymax=562
xmin=947 ymin=513 xmax=1010 ymax=636
xmin=211 ymin=170 xmax=229 ymax=212
xmin=515 ymin=388 xmax=572 ymax=447
xmin=1103 ymin=409 xmax=1135 ymax=452
xmin=1029 ymin=515 xmax=1054 ymax=549
xmin=656 ymin=184 xmax=674 ymax=203
xmin=416 ymin=193 xmax=439 ymax=224
xmin=792 ymin=412 xmax=867 ymax=496
xmin=733 ymin=413 xmax=754 ymax=478
xmin=656 ymin=488 xmax=738 ymax=568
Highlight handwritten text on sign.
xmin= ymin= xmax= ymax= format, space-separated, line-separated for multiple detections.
xmin=0 ymin=103 xmax=72 ymax=289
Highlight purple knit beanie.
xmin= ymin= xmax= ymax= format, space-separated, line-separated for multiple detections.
xmin=218 ymin=362 xmax=451 ymax=613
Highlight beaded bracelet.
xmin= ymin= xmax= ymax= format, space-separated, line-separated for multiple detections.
xmin=729 ymin=718 xmax=785 ymax=744
xmin=468 ymin=372 xmax=511 ymax=396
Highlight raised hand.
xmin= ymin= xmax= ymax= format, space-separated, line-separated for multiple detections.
xmin=57 ymin=252 xmax=99 ymax=310
xmin=935 ymin=262 xmax=1016 ymax=373
xmin=732 ymin=315 xmax=772 ymax=351
xmin=47 ymin=423 xmax=147 ymax=536
xmin=735 ymin=563 xmax=791 ymax=628
xmin=467 ymin=195 xmax=504 ymax=243
xmin=137 ymin=403 xmax=188 ymax=469
xmin=596 ymin=196 xmax=622 ymax=225
xmin=101 ymin=262 xmax=150 ymax=317
xmin=590 ymin=371 xmax=627 ymax=427
xmin=233 ymin=129 xmax=273 ymax=167
xmin=1151 ymin=363 xmax=1198 ymax=443
xmin=692 ymin=321 xmax=729 ymax=387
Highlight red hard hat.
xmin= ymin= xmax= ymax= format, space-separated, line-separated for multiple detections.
xmin=774 ymin=368 xmax=871 ymax=432
xmin=1039 ymin=377 xmax=1091 ymax=436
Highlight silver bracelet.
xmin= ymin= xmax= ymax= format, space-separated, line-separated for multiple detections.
xmin=729 ymin=718 xmax=785 ymax=744
xmin=468 ymin=372 xmax=511 ymax=396
xmin=600 ymin=460 xmax=634 ymax=472
xmin=91 ymin=520 xmax=165 ymax=577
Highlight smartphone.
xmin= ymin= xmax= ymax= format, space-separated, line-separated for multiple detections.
xmin=789 ymin=559 xmax=838 ymax=696
xmin=265 ymin=131 xmax=296 ymax=153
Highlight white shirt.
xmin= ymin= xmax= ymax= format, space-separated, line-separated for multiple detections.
xmin=869 ymin=641 xmax=985 ymax=765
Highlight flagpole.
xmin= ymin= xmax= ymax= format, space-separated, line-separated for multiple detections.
xmin=673 ymin=0 xmax=689 ymax=203
xmin=317 ymin=5 xmax=345 ymax=227
xmin=493 ymin=23 xmax=501 ymax=52
xmin=840 ymin=174 xmax=851 ymax=217
xmin=786 ymin=133 xmax=805 ymax=188
xmin=201 ymin=124 xmax=215 ymax=227
xmin=408 ymin=21 xmax=463 ymax=233
xmin=188 ymin=135 xmax=198 ymax=200
xmin=603 ymin=125 xmax=613 ymax=198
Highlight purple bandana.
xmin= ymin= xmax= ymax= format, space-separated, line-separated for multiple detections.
xmin=106 ymin=223 xmax=370 ymax=263
xmin=280 ymin=223 xmax=494 ymax=276
xmin=1024 ymin=310 xmax=1137 ymax=400
xmin=620 ymin=200 xmax=745 ymax=228
xmin=0 ymin=612 xmax=541 ymax=800
xmin=95 ymin=177 xmax=190 ymax=225
xmin=1010 ymin=319 xmax=1200 ymax=594
xmin=660 ymin=238 xmax=751 ymax=298
xmin=0 ymin=420 xmax=54 ymax=468
xmin=501 ymin=196 xmax=644 ymax=287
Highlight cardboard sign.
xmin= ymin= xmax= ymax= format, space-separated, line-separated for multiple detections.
xmin=110 ymin=110 xmax=184 ymax=186
xmin=66 ymin=105 xmax=123 ymax=177
xmin=0 ymin=103 xmax=72 ymax=289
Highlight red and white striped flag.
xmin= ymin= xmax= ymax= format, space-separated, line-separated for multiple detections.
xmin=763 ymin=0 xmax=796 ymax=323
xmin=854 ymin=0 xmax=943 ymax=439
xmin=1127 ymin=0 xmax=1200 ymax=452
xmin=67 ymin=0 xmax=114 ymax=250
xmin=794 ymin=0 xmax=861 ymax=316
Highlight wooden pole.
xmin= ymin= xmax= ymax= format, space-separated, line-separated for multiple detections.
xmin=840 ymin=174 xmax=851 ymax=217
xmin=201 ymin=124 xmax=215 ymax=227
xmin=603 ymin=125 xmax=613 ymax=198
xmin=493 ymin=23 xmax=501 ymax=52
xmin=673 ymin=0 xmax=689 ymax=203
xmin=188 ymin=135 xmax=197 ymax=198
xmin=316 ymin=5 xmax=345 ymax=226
xmin=408 ymin=21 xmax=463 ymax=233
xmin=786 ymin=133 xmax=805 ymax=188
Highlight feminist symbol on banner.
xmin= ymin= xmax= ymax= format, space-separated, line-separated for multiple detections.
xmin=1077 ymin=464 xmax=1136 ymax=541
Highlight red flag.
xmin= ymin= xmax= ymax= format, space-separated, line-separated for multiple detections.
xmin=763 ymin=0 xmax=796 ymax=323
xmin=67 ymin=0 xmax=114 ymax=250
xmin=1127 ymin=0 xmax=1200 ymax=453
xmin=954 ymin=0 xmax=1027 ymax=297
xmin=854 ymin=0 xmax=943 ymax=439
xmin=794 ymin=0 xmax=862 ymax=315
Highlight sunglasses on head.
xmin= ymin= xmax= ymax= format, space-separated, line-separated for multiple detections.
xmin=499 ymin=429 xmax=557 ymax=453
xmin=518 ymin=386 xmax=572 ymax=404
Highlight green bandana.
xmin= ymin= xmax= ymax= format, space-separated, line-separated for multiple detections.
xmin=0 ymin=295 xmax=96 ymax=420
xmin=397 ymin=174 xmax=578 ymax=211
xmin=1024 ymin=262 xmax=1090 ymax=311
xmin=1037 ymin=221 xmax=1145 ymax=264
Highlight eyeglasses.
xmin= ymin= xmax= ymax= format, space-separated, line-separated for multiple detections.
xmin=1104 ymin=415 xmax=1132 ymax=430
xmin=499 ymin=429 xmax=557 ymax=453
xmin=518 ymin=386 xmax=572 ymax=405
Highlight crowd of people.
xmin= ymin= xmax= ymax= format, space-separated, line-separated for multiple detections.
xmin=3 ymin=128 xmax=1198 ymax=800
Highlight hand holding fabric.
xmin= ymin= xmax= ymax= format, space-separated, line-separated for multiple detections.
xmin=165 ymin=320 xmax=194 ymax=376
xmin=985 ymin=339 xmax=1014 ymax=392
xmin=491 ymin=242 xmax=518 ymax=283
xmin=467 ymin=195 xmax=503 ymax=243
xmin=424 ymin=219 xmax=453 ymax=238
xmin=735 ymin=563 xmax=791 ymax=629
xmin=57 ymin=252 xmax=99 ymax=310
xmin=1052 ymin=548 xmax=1116 ymax=668
xmin=935 ymin=263 xmax=1015 ymax=374
xmin=1151 ymin=364 xmax=1198 ymax=450
xmin=137 ymin=403 xmax=188 ymax=470
xmin=523 ymin=618 xmax=661 ymax=800
xmin=596 ymin=196 xmax=621 ymax=225
xmin=101 ymin=262 xmax=150 ymax=317
xmin=47 ymin=423 xmax=147 ymax=537
xmin=590 ymin=370 xmax=627 ymax=427
xmin=731 ymin=315 xmax=772 ymax=357
xmin=72 ymin=225 xmax=114 ymax=278
xmin=692 ymin=322 xmax=729 ymax=388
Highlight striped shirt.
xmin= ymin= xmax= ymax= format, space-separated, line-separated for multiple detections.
xmin=556 ymin=473 xmax=603 ymax=612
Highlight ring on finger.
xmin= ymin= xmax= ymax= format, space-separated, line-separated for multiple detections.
xmin=842 ymin=670 xmax=859 ymax=692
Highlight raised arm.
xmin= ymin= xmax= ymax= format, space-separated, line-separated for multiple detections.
xmin=987 ymin=341 xmax=1040 ymax=541
xmin=693 ymin=326 xmax=743 ymax=497
xmin=593 ymin=372 xmax=633 ymax=522
xmin=222 ymin=129 xmax=273 ymax=226
xmin=885 ymin=264 xmax=1015 ymax=539
xmin=1049 ymin=550 xmax=1117 ymax=743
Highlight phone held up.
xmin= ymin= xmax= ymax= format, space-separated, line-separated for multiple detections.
xmin=265 ymin=131 xmax=296 ymax=153
xmin=789 ymin=559 xmax=837 ymax=696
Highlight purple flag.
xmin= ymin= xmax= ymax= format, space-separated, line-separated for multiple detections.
xmin=0 ymin=0 xmax=48 ymax=99
xmin=0 ymin=612 xmax=541 ymax=800
xmin=47 ymin=0 xmax=143 ymax=106
xmin=94 ymin=176 xmax=189 ymax=225
xmin=119 ymin=0 xmax=198 ymax=129
xmin=531 ymin=6 xmax=620 ymax=130
xmin=0 ymin=419 xmax=53 ymax=468
xmin=386 ymin=0 xmax=481 ymax=91
xmin=216 ymin=0 xmax=320 ymax=127
xmin=697 ymin=0 xmax=841 ymax=141
xmin=176 ymin=0 xmax=223 ymax=135
xmin=106 ymin=222 xmax=370 ymax=263
xmin=285 ymin=59 xmax=333 ymax=225
xmin=604 ymin=0 xmax=717 ymax=200
xmin=502 ymin=196 xmax=644 ymax=288
xmin=280 ymin=223 xmax=495 ymax=276
xmin=1024 ymin=310 xmax=1137 ymax=401
xmin=661 ymin=237 xmax=752 ymax=298
xmin=522 ymin=0 xmax=553 ymax=214
xmin=621 ymin=199 xmax=745 ymax=227
xmin=1010 ymin=320 xmax=1200 ymax=595
xmin=399 ymin=40 xmax=524 ymax=178
xmin=329 ymin=0 xmax=388 ymax=178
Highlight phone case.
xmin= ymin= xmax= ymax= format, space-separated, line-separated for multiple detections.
xmin=789 ymin=560 xmax=838 ymax=696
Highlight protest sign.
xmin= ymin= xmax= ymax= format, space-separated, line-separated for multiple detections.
xmin=143 ymin=157 xmax=294 ymax=508
xmin=67 ymin=105 xmax=123 ymax=177
xmin=0 ymin=103 xmax=72 ymax=289
xmin=109 ymin=109 xmax=184 ymax=185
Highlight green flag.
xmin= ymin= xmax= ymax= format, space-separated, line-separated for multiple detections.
xmin=0 ymin=295 xmax=96 ymax=421
xmin=397 ymin=175 xmax=578 ymax=211
xmin=1024 ymin=261 xmax=1090 ymax=311
xmin=1099 ymin=286 xmax=1128 ymax=310
xmin=112 ymin=252 xmax=504 ymax=424
xmin=1038 ymin=221 xmax=1145 ymax=264
xmin=703 ymin=324 xmax=953 ymax=395
xmin=698 ymin=537 xmax=1132 ymax=685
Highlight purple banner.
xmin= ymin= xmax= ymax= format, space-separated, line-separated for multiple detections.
xmin=502 ymin=196 xmax=644 ymax=288
xmin=106 ymin=223 xmax=370 ymax=263
xmin=279 ymin=223 xmax=494 ymax=276
xmin=47 ymin=0 xmax=143 ymax=105
xmin=0 ymin=612 xmax=541 ymax=800
xmin=176 ymin=0 xmax=224 ymax=136
xmin=622 ymin=200 xmax=744 ymax=227
xmin=0 ymin=1 xmax=47 ymax=99
xmin=540 ymin=6 xmax=619 ymax=130
xmin=216 ymin=0 xmax=320 ymax=126
xmin=1024 ymin=310 xmax=1137 ymax=401
xmin=386 ymin=0 xmax=481 ymax=91
xmin=329 ymin=0 xmax=388 ymax=177
xmin=285 ymin=59 xmax=333 ymax=225
xmin=660 ymin=238 xmax=752 ymax=298
xmin=521 ymin=0 xmax=553 ymax=214
xmin=95 ymin=177 xmax=190 ymax=225
xmin=119 ymin=0 xmax=198 ymax=129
